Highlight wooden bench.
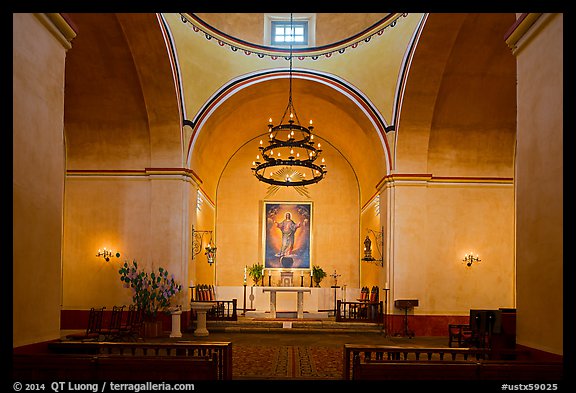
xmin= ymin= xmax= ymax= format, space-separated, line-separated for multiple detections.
xmin=193 ymin=284 xmax=237 ymax=321
xmin=344 ymin=344 xmax=562 ymax=381
xmin=352 ymin=359 xmax=563 ymax=381
xmin=344 ymin=344 xmax=490 ymax=378
xmin=12 ymin=353 xmax=218 ymax=381
xmin=353 ymin=359 xmax=479 ymax=380
xmin=45 ymin=340 xmax=233 ymax=380
xmin=13 ymin=354 xmax=99 ymax=380
xmin=477 ymin=360 xmax=563 ymax=380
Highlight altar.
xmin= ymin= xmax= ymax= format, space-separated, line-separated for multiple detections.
xmin=262 ymin=287 xmax=311 ymax=318
xmin=213 ymin=285 xmax=360 ymax=320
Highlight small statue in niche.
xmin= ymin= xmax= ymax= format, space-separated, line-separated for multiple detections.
xmin=363 ymin=235 xmax=373 ymax=260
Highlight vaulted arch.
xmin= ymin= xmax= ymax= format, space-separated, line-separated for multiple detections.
xmin=64 ymin=13 xmax=183 ymax=170
xmin=396 ymin=13 xmax=516 ymax=177
xmin=188 ymin=69 xmax=391 ymax=205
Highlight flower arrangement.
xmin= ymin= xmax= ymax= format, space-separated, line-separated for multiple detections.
xmin=119 ymin=260 xmax=182 ymax=321
xmin=312 ymin=265 xmax=327 ymax=287
xmin=247 ymin=263 xmax=264 ymax=285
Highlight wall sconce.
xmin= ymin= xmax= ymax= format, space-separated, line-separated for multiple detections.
xmin=361 ymin=226 xmax=384 ymax=267
xmin=96 ymin=248 xmax=120 ymax=262
xmin=192 ymin=225 xmax=216 ymax=266
xmin=463 ymin=252 xmax=481 ymax=267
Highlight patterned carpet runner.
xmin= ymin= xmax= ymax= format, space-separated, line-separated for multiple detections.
xmin=233 ymin=344 xmax=342 ymax=380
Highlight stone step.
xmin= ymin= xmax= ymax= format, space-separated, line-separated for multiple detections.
xmin=205 ymin=316 xmax=384 ymax=334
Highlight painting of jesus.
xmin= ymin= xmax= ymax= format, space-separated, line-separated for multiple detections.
xmin=263 ymin=202 xmax=311 ymax=269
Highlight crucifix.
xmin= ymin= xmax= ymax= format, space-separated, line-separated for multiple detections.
xmin=330 ymin=269 xmax=341 ymax=317
xmin=330 ymin=269 xmax=341 ymax=286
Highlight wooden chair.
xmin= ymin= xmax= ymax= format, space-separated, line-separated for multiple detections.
xmin=359 ymin=286 xmax=379 ymax=320
xmin=99 ymin=305 xmax=124 ymax=341
xmin=192 ymin=284 xmax=237 ymax=321
xmin=448 ymin=324 xmax=474 ymax=347
xmin=118 ymin=304 xmax=143 ymax=341
xmin=65 ymin=307 xmax=105 ymax=342
xmin=351 ymin=287 xmax=369 ymax=318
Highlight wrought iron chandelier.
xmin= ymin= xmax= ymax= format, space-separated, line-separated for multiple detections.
xmin=251 ymin=15 xmax=327 ymax=189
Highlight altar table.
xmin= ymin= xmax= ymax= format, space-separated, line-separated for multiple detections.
xmin=262 ymin=287 xmax=312 ymax=318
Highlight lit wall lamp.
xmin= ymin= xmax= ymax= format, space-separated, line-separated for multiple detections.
xmin=192 ymin=225 xmax=216 ymax=266
xmin=361 ymin=226 xmax=384 ymax=267
xmin=463 ymin=252 xmax=481 ymax=267
xmin=97 ymin=248 xmax=120 ymax=262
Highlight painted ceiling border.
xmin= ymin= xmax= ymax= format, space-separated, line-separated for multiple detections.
xmin=178 ymin=12 xmax=408 ymax=59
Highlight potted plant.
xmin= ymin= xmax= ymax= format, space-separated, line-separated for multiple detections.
xmin=312 ymin=265 xmax=327 ymax=287
xmin=118 ymin=260 xmax=182 ymax=337
xmin=247 ymin=263 xmax=264 ymax=286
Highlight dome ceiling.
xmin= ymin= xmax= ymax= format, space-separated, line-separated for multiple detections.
xmin=164 ymin=12 xmax=423 ymax=204
xmin=62 ymin=13 xmax=517 ymax=206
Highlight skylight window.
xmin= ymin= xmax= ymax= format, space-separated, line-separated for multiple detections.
xmin=265 ymin=14 xmax=315 ymax=48
xmin=271 ymin=21 xmax=308 ymax=46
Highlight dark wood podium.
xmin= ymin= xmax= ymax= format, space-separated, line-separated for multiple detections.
xmin=394 ymin=299 xmax=419 ymax=338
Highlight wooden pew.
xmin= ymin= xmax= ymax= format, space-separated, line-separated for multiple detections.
xmin=13 ymin=354 xmax=99 ymax=380
xmin=45 ymin=341 xmax=233 ymax=380
xmin=352 ymin=359 xmax=563 ymax=381
xmin=353 ymin=359 xmax=479 ymax=380
xmin=344 ymin=344 xmax=563 ymax=381
xmin=477 ymin=360 xmax=563 ymax=381
xmin=12 ymin=353 xmax=219 ymax=381
xmin=95 ymin=354 xmax=218 ymax=380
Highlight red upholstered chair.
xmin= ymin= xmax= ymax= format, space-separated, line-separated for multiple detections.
xmin=192 ymin=284 xmax=237 ymax=321
xmin=448 ymin=324 xmax=474 ymax=347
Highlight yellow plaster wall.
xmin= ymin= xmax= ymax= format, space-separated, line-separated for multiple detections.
xmin=513 ymin=13 xmax=563 ymax=355
xmin=390 ymin=182 xmax=515 ymax=315
xmin=214 ymin=137 xmax=360 ymax=288
xmin=360 ymin=197 xmax=384 ymax=288
xmin=62 ymin=177 xmax=190 ymax=311
xmin=13 ymin=13 xmax=68 ymax=347
xmin=192 ymin=186 xmax=216 ymax=286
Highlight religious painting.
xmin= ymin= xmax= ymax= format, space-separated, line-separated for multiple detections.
xmin=263 ymin=202 xmax=312 ymax=270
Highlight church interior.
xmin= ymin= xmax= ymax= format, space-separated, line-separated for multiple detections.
xmin=12 ymin=12 xmax=565 ymax=381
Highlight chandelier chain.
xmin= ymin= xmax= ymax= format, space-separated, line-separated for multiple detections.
xmin=251 ymin=12 xmax=327 ymax=188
